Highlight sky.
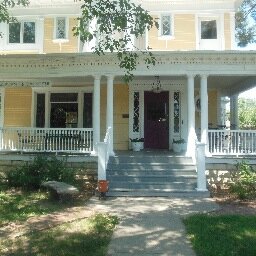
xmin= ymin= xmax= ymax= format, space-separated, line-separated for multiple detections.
xmin=239 ymin=87 xmax=256 ymax=99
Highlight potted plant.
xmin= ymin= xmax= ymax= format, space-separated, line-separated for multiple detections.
xmin=130 ymin=138 xmax=144 ymax=151
xmin=172 ymin=138 xmax=186 ymax=153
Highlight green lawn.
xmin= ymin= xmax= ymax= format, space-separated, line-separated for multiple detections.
xmin=0 ymin=189 xmax=118 ymax=256
xmin=1 ymin=213 xmax=118 ymax=256
xmin=184 ymin=214 xmax=256 ymax=256
xmin=0 ymin=190 xmax=77 ymax=226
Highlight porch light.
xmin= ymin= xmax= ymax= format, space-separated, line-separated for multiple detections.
xmin=152 ymin=75 xmax=162 ymax=93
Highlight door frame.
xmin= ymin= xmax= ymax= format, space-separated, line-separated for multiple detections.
xmin=196 ymin=14 xmax=224 ymax=50
xmin=129 ymin=79 xmax=186 ymax=150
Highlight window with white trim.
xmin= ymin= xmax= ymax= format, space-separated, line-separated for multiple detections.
xmin=55 ymin=17 xmax=67 ymax=39
xmin=161 ymin=15 xmax=172 ymax=36
xmin=9 ymin=21 xmax=35 ymax=44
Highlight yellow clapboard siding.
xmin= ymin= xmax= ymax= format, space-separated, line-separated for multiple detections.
xmin=148 ymin=14 xmax=196 ymax=50
xmin=100 ymin=83 xmax=129 ymax=150
xmin=208 ymin=90 xmax=217 ymax=126
xmin=4 ymin=88 xmax=32 ymax=127
xmin=224 ymin=13 xmax=232 ymax=50
xmin=44 ymin=17 xmax=79 ymax=53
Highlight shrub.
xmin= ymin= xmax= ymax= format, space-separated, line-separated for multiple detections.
xmin=229 ymin=161 xmax=256 ymax=199
xmin=6 ymin=156 xmax=77 ymax=190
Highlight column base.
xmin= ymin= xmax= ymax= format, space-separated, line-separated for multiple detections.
xmin=90 ymin=150 xmax=98 ymax=156
xmin=196 ymin=188 xmax=208 ymax=192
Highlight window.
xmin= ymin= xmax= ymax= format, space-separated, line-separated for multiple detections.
xmin=55 ymin=17 xmax=67 ymax=39
xmin=201 ymin=20 xmax=217 ymax=39
xmin=9 ymin=21 xmax=35 ymax=44
xmin=36 ymin=94 xmax=45 ymax=128
xmin=161 ymin=15 xmax=172 ymax=36
xmin=50 ymin=93 xmax=78 ymax=128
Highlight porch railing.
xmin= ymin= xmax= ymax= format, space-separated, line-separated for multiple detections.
xmin=0 ymin=127 xmax=93 ymax=153
xmin=208 ymin=129 xmax=256 ymax=155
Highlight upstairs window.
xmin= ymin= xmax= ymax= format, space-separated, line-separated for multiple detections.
xmin=9 ymin=21 xmax=35 ymax=44
xmin=161 ymin=15 xmax=172 ymax=36
xmin=55 ymin=17 xmax=67 ymax=39
xmin=201 ymin=20 xmax=217 ymax=39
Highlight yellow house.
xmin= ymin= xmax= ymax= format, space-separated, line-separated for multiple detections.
xmin=0 ymin=0 xmax=256 ymax=192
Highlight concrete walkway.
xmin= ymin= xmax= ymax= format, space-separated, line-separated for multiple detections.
xmin=87 ymin=194 xmax=219 ymax=256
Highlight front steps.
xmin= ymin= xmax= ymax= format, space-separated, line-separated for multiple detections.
xmin=106 ymin=152 xmax=202 ymax=197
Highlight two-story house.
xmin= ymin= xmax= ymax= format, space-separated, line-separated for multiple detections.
xmin=0 ymin=0 xmax=256 ymax=191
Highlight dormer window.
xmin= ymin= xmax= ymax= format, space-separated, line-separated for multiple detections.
xmin=55 ymin=17 xmax=68 ymax=39
xmin=9 ymin=21 xmax=35 ymax=44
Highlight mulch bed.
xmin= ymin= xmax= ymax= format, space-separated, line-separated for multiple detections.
xmin=210 ymin=189 xmax=256 ymax=215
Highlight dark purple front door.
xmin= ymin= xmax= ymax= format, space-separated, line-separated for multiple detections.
xmin=144 ymin=91 xmax=169 ymax=149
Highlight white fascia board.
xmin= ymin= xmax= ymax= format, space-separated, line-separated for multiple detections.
xmin=9 ymin=6 xmax=81 ymax=17
xmin=138 ymin=1 xmax=240 ymax=12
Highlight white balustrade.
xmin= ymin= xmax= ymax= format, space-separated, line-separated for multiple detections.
xmin=0 ymin=127 xmax=93 ymax=153
xmin=208 ymin=130 xmax=256 ymax=155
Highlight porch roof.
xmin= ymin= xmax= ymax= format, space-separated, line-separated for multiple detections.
xmin=0 ymin=50 xmax=256 ymax=96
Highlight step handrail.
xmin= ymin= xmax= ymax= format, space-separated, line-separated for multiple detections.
xmin=97 ymin=127 xmax=112 ymax=180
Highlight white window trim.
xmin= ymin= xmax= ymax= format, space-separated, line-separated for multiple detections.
xmin=0 ymin=88 xmax=5 ymax=127
xmin=196 ymin=14 xmax=223 ymax=50
xmin=32 ymin=87 xmax=93 ymax=128
xmin=5 ymin=18 xmax=40 ymax=51
xmin=158 ymin=14 xmax=175 ymax=40
xmin=53 ymin=17 xmax=69 ymax=43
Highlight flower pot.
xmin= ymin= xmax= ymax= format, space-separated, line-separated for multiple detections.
xmin=132 ymin=142 xmax=144 ymax=151
xmin=173 ymin=143 xmax=182 ymax=153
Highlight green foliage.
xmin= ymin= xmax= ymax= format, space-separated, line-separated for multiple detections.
xmin=184 ymin=214 xmax=256 ymax=256
xmin=0 ymin=0 xmax=29 ymax=23
xmin=1 ymin=213 xmax=119 ymax=256
xmin=238 ymin=98 xmax=256 ymax=129
xmin=229 ymin=161 xmax=256 ymax=199
xmin=235 ymin=0 xmax=256 ymax=47
xmin=74 ymin=0 xmax=158 ymax=82
xmin=6 ymin=156 xmax=77 ymax=190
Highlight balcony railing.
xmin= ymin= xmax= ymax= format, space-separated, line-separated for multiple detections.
xmin=0 ymin=127 xmax=93 ymax=153
xmin=208 ymin=130 xmax=256 ymax=155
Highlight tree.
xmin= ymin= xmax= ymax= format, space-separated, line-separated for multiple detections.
xmin=238 ymin=98 xmax=256 ymax=129
xmin=236 ymin=0 xmax=256 ymax=47
xmin=0 ymin=0 xmax=29 ymax=23
xmin=74 ymin=0 xmax=158 ymax=82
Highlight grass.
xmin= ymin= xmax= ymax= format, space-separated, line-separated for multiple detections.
xmin=0 ymin=189 xmax=79 ymax=226
xmin=184 ymin=214 xmax=256 ymax=256
xmin=0 ymin=213 xmax=119 ymax=256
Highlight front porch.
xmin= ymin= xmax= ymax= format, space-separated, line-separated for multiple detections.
xmin=0 ymin=51 xmax=256 ymax=194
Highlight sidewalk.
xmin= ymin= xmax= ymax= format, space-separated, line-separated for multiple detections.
xmin=87 ymin=194 xmax=219 ymax=256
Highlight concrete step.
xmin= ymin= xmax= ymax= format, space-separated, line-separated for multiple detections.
xmin=107 ymin=169 xmax=196 ymax=176
xmin=109 ymin=155 xmax=193 ymax=164
xmin=107 ymin=163 xmax=195 ymax=171
xmin=107 ymin=153 xmax=197 ymax=197
xmin=107 ymin=191 xmax=210 ymax=197
xmin=109 ymin=182 xmax=196 ymax=190
xmin=107 ymin=176 xmax=196 ymax=183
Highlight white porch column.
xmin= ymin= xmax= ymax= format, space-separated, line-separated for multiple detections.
xmin=196 ymin=142 xmax=208 ymax=191
xmin=200 ymin=75 xmax=208 ymax=145
xmin=106 ymin=75 xmax=114 ymax=156
xmin=230 ymin=94 xmax=239 ymax=129
xmin=186 ymin=74 xmax=196 ymax=158
xmin=216 ymin=92 xmax=222 ymax=126
xmin=45 ymin=91 xmax=50 ymax=128
xmin=92 ymin=76 xmax=101 ymax=155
